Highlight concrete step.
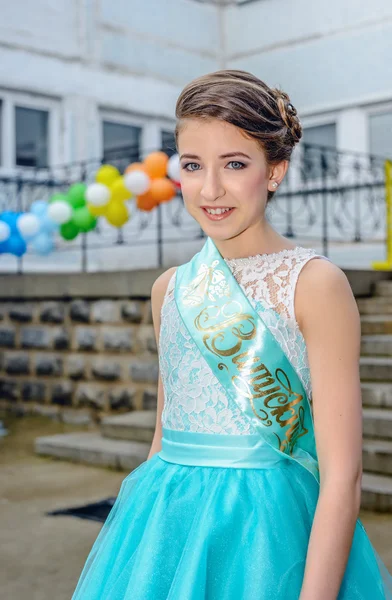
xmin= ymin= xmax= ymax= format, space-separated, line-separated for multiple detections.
xmin=101 ymin=410 xmax=156 ymax=443
xmin=361 ymin=335 xmax=392 ymax=356
xmin=361 ymin=382 xmax=392 ymax=408
xmin=363 ymin=408 xmax=392 ymax=439
xmin=35 ymin=432 xmax=150 ymax=471
xmin=358 ymin=298 xmax=392 ymax=315
xmin=360 ymin=357 xmax=392 ymax=381
xmin=363 ymin=439 xmax=392 ymax=477
xmin=361 ymin=316 xmax=392 ymax=335
xmin=375 ymin=281 xmax=392 ymax=298
xmin=361 ymin=472 xmax=392 ymax=512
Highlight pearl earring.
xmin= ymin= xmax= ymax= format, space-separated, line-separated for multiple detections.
xmin=271 ymin=182 xmax=278 ymax=189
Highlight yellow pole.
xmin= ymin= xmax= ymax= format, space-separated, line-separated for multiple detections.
xmin=373 ymin=159 xmax=392 ymax=270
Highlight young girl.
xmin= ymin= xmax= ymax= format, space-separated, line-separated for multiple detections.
xmin=72 ymin=70 xmax=392 ymax=599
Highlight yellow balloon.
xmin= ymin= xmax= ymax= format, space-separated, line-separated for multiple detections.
xmin=110 ymin=177 xmax=132 ymax=203
xmin=96 ymin=164 xmax=121 ymax=187
xmin=105 ymin=200 xmax=129 ymax=227
xmin=88 ymin=203 xmax=107 ymax=217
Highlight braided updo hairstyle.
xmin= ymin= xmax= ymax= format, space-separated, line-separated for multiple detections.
xmin=175 ymin=69 xmax=302 ymax=202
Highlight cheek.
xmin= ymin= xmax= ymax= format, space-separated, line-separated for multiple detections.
xmin=179 ymin=175 xmax=199 ymax=203
xmin=235 ymin=170 xmax=267 ymax=202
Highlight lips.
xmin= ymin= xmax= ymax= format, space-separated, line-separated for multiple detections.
xmin=201 ymin=207 xmax=235 ymax=221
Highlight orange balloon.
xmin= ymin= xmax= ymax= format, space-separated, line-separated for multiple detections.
xmin=136 ymin=190 xmax=159 ymax=212
xmin=143 ymin=152 xmax=169 ymax=179
xmin=125 ymin=162 xmax=148 ymax=175
xmin=150 ymin=178 xmax=176 ymax=203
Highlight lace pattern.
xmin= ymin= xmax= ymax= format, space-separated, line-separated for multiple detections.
xmin=159 ymin=246 xmax=325 ymax=435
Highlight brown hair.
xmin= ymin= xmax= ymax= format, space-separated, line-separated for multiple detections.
xmin=175 ymin=69 xmax=302 ymax=202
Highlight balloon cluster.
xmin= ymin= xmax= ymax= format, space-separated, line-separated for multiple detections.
xmin=127 ymin=151 xmax=180 ymax=212
xmin=0 ymin=199 xmax=61 ymax=256
xmin=0 ymin=151 xmax=181 ymax=256
xmin=85 ymin=151 xmax=180 ymax=227
xmin=55 ymin=184 xmax=97 ymax=241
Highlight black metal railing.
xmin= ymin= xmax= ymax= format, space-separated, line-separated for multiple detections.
xmin=0 ymin=143 xmax=388 ymax=273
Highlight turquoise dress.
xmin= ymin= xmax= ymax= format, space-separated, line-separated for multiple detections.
xmin=72 ymin=246 xmax=392 ymax=599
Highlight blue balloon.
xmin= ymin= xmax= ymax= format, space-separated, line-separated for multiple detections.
xmin=39 ymin=214 xmax=59 ymax=234
xmin=6 ymin=235 xmax=27 ymax=257
xmin=31 ymin=233 xmax=53 ymax=256
xmin=0 ymin=211 xmax=19 ymax=234
xmin=30 ymin=200 xmax=48 ymax=217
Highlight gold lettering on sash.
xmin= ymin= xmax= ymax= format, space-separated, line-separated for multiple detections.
xmin=194 ymin=300 xmax=308 ymax=455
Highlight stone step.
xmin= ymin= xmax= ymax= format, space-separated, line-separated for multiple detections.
xmin=35 ymin=432 xmax=150 ymax=471
xmin=361 ymin=472 xmax=392 ymax=512
xmin=361 ymin=316 xmax=392 ymax=335
xmin=363 ymin=439 xmax=392 ymax=476
xmin=361 ymin=382 xmax=392 ymax=408
xmin=101 ymin=410 xmax=156 ymax=443
xmin=363 ymin=408 xmax=392 ymax=439
xmin=361 ymin=335 xmax=392 ymax=356
xmin=357 ymin=298 xmax=392 ymax=315
xmin=375 ymin=281 xmax=392 ymax=298
xmin=360 ymin=357 xmax=392 ymax=381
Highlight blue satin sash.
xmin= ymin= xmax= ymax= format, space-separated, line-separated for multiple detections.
xmin=174 ymin=236 xmax=320 ymax=482
xmin=159 ymin=427 xmax=286 ymax=469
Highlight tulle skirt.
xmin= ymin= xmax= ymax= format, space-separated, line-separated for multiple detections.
xmin=72 ymin=428 xmax=392 ymax=599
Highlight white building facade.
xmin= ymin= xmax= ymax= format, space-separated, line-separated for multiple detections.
xmin=0 ymin=0 xmax=391 ymax=270
xmin=0 ymin=0 xmax=391 ymax=171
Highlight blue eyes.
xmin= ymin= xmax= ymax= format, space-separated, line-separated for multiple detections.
xmin=182 ymin=161 xmax=246 ymax=172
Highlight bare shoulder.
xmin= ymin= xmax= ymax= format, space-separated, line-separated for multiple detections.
xmin=298 ymin=256 xmax=351 ymax=293
xmin=151 ymin=266 xmax=178 ymax=315
xmin=151 ymin=266 xmax=177 ymax=299
xmin=295 ymin=257 xmax=359 ymax=334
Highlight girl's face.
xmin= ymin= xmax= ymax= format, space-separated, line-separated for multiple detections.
xmin=177 ymin=118 xmax=285 ymax=242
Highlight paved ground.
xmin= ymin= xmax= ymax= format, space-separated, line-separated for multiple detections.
xmin=1 ymin=413 xmax=391 ymax=600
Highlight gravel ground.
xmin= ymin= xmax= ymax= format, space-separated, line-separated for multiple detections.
xmin=0 ymin=413 xmax=391 ymax=600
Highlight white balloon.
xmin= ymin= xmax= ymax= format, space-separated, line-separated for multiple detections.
xmin=86 ymin=183 xmax=110 ymax=207
xmin=0 ymin=221 xmax=10 ymax=242
xmin=47 ymin=200 xmax=73 ymax=224
xmin=167 ymin=154 xmax=180 ymax=182
xmin=17 ymin=213 xmax=40 ymax=239
xmin=124 ymin=171 xmax=151 ymax=195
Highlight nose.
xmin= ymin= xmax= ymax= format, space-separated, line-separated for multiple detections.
xmin=200 ymin=169 xmax=226 ymax=203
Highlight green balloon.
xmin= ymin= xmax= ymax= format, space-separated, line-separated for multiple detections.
xmin=60 ymin=221 xmax=79 ymax=241
xmin=49 ymin=193 xmax=68 ymax=204
xmin=85 ymin=216 xmax=97 ymax=232
xmin=68 ymin=183 xmax=87 ymax=209
xmin=72 ymin=206 xmax=96 ymax=232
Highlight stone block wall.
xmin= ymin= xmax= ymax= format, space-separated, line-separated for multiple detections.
xmin=0 ymin=270 xmax=163 ymax=419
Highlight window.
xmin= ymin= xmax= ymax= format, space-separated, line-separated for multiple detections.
xmin=301 ymin=123 xmax=338 ymax=181
xmin=102 ymin=121 xmax=141 ymax=164
xmin=161 ymin=130 xmax=177 ymax=157
xmin=369 ymin=111 xmax=392 ymax=159
xmin=15 ymin=106 xmax=49 ymax=168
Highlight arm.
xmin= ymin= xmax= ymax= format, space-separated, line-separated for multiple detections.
xmin=295 ymin=259 xmax=363 ymax=600
xmin=147 ymin=266 xmax=177 ymax=461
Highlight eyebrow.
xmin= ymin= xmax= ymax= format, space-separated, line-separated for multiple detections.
xmin=179 ymin=152 xmax=252 ymax=161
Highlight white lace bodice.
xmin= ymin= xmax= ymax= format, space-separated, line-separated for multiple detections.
xmin=159 ymin=246 xmax=325 ymax=435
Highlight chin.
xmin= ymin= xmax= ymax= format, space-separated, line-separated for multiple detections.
xmin=202 ymin=227 xmax=238 ymax=243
